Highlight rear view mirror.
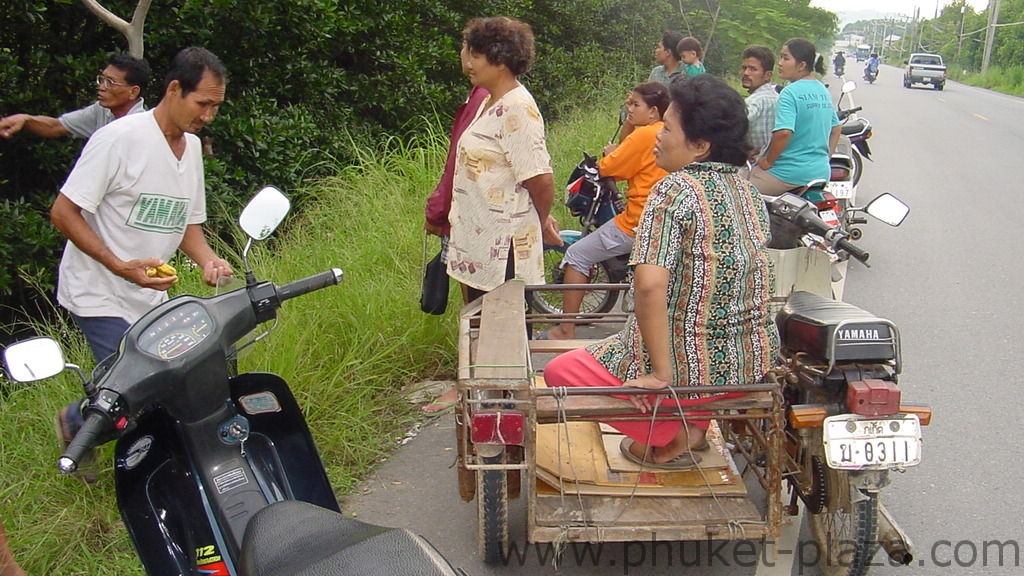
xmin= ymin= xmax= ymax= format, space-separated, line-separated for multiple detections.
xmin=239 ymin=186 xmax=290 ymax=241
xmin=3 ymin=337 xmax=66 ymax=382
xmin=865 ymin=193 xmax=910 ymax=227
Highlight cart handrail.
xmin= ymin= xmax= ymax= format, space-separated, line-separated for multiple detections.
xmin=534 ymin=382 xmax=779 ymax=397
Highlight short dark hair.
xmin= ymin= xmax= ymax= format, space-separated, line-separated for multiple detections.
xmin=462 ymin=17 xmax=535 ymax=76
xmin=668 ymin=75 xmax=749 ymax=166
xmin=677 ymin=36 xmax=703 ymax=59
xmin=107 ymin=53 xmax=151 ymax=91
xmin=742 ymin=45 xmax=774 ymax=73
xmin=661 ymin=30 xmax=685 ymax=60
xmin=164 ymin=47 xmax=227 ymax=96
xmin=632 ymin=82 xmax=670 ymax=118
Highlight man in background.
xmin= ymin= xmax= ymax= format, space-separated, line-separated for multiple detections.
xmin=740 ymin=45 xmax=778 ymax=161
xmin=647 ymin=30 xmax=685 ymax=86
xmin=0 ymin=53 xmax=149 ymax=139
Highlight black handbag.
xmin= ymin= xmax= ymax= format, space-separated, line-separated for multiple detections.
xmin=420 ymin=238 xmax=449 ymax=315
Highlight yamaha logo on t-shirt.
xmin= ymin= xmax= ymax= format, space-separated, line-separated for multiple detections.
xmin=127 ymin=194 xmax=189 ymax=234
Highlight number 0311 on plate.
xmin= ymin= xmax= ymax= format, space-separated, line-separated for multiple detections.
xmin=822 ymin=414 xmax=922 ymax=471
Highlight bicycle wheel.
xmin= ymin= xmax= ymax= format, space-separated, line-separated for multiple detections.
xmin=525 ymin=247 xmax=618 ymax=316
xmin=805 ymin=426 xmax=880 ymax=576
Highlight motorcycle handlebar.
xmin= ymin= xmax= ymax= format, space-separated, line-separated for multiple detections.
xmin=276 ymin=268 xmax=343 ymax=302
xmin=837 ymin=237 xmax=870 ymax=263
xmin=58 ymin=412 xmax=108 ymax=474
xmin=838 ymin=106 xmax=862 ymax=120
xmin=792 ymin=208 xmax=870 ymax=264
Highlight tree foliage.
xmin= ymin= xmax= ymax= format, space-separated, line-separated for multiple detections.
xmin=0 ymin=0 xmax=839 ymax=321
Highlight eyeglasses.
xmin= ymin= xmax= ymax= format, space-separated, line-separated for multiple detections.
xmin=96 ymin=75 xmax=130 ymax=88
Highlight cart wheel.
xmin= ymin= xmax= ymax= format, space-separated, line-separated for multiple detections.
xmin=477 ymin=452 xmax=509 ymax=564
xmin=805 ymin=427 xmax=880 ymax=576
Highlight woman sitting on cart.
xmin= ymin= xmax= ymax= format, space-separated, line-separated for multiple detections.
xmin=544 ymin=74 xmax=779 ymax=470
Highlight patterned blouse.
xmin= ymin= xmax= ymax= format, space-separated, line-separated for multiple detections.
xmin=586 ymin=162 xmax=779 ymax=390
xmin=447 ymin=85 xmax=552 ymax=291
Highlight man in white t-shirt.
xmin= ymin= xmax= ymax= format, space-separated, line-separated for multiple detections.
xmin=0 ymin=53 xmax=149 ymax=140
xmin=51 ymin=47 xmax=233 ymax=481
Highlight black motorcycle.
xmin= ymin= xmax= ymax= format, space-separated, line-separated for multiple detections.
xmin=2 ymin=187 xmax=462 ymax=576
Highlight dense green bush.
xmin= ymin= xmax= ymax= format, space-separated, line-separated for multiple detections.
xmin=1 ymin=0 xmax=843 ymax=326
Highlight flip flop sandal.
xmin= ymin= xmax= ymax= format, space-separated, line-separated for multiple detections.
xmin=619 ymin=437 xmax=703 ymax=471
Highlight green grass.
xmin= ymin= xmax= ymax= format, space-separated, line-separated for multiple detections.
xmin=950 ymin=64 xmax=1024 ymax=96
xmin=0 ymin=88 xmax=624 ymax=574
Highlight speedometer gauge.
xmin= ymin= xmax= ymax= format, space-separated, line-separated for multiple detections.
xmin=156 ymin=331 xmax=198 ymax=359
xmin=137 ymin=302 xmax=214 ymax=360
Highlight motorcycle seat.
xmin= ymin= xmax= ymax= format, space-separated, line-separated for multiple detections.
xmin=841 ymin=119 xmax=868 ymax=136
xmin=776 ymin=291 xmax=898 ymax=365
xmin=239 ymin=499 xmax=460 ymax=576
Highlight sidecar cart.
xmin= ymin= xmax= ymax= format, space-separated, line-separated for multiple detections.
xmin=454 ymin=280 xmax=787 ymax=565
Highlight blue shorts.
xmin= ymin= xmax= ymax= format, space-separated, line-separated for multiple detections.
xmin=71 ymin=314 xmax=129 ymax=364
xmin=563 ymin=220 xmax=634 ymax=277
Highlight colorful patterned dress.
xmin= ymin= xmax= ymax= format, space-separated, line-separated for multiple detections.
xmin=544 ymin=162 xmax=779 ymax=446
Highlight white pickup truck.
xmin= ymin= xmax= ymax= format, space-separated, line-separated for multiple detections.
xmin=904 ymin=53 xmax=947 ymax=91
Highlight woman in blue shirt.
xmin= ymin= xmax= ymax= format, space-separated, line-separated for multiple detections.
xmin=748 ymin=38 xmax=840 ymax=197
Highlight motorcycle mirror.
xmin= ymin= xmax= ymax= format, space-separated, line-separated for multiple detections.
xmin=864 ymin=193 xmax=910 ymax=227
xmin=3 ymin=337 xmax=66 ymax=382
xmin=239 ymin=186 xmax=291 ymax=241
xmin=842 ymin=80 xmax=857 ymax=93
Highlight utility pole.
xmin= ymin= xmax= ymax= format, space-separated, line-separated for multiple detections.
xmin=982 ymin=0 xmax=1001 ymax=73
xmin=956 ymin=4 xmax=966 ymax=63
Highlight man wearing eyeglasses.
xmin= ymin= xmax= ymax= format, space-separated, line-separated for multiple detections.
xmin=0 ymin=53 xmax=149 ymax=140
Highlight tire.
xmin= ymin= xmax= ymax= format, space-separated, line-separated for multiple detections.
xmin=903 ymin=76 xmax=910 ymax=88
xmin=850 ymin=148 xmax=863 ymax=188
xmin=525 ymin=245 xmax=618 ymax=316
xmin=935 ymin=82 xmax=944 ymax=91
xmin=805 ymin=427 xmax=880 ymax=576
xmin=477 ymin=452 xmax=509 ymax=564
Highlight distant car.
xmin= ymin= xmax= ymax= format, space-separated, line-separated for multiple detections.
xmin=904 ymin=53 xmax=947 ymax=91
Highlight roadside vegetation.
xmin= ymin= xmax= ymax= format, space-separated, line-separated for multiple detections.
xmin=953 ymin=65 xmax=1024 ymax=96
xmin=0 ymin=86 xmax=622 ymax=574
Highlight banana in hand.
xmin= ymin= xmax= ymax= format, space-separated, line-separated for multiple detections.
xmin=145 ymin=263 xmax=178 ymax=278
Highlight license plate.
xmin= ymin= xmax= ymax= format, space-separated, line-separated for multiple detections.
xmin=922 ymin=76 xmax=932 ymax=81
xmin=819 ymin=209 xmax=840 ymax=228
xmin=823 ymin=414 xmax=922 ymax=470
xmin=825 ymin=180 xmax=855 ymax=200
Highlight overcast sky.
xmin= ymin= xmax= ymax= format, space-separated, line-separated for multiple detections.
xmin=811 ymin=0 xmax=989 ymax=19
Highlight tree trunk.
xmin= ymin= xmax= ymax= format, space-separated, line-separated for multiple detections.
xmin=79 ymin=0 xmax=152 ymax=58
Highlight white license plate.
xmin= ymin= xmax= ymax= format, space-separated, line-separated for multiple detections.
xmin=825 ymin=180 xmax=855 ymax=200
xmin=819 ymin=209 xmax=840 ymax=228
xmin=823 ymin=414 xmax=922 ymax=470
xmin=922 ymin=76 xmax=932 ymax=81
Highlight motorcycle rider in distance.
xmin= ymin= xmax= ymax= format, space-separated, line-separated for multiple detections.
xmin=865 ymin=52 xmax=880 ymax=80
xmin=833 ymin=51 xmax=846 ymax=76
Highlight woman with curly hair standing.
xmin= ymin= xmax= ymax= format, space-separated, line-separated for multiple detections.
xmin=446 ymin=16 xmax=562 ymax=303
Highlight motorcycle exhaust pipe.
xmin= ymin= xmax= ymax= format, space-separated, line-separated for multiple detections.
xmin=878 ymin=503 xmax=914 ymax=565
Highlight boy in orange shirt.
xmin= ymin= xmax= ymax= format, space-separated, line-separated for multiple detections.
xmin=541 ymin=82 xmax=670 ymax=340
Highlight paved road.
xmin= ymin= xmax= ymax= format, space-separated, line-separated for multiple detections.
xmin=345 ymin=65 xmax=1024 ymax=575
